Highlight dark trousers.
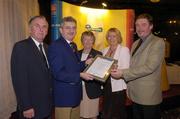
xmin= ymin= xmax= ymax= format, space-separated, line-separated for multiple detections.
xmin=132 ymin=102 xmax=161 ymax=119
xmin=102 ymin=78 xmax=127 ymax=119
xmin=103 ymin=90 xmax=127 ymax=119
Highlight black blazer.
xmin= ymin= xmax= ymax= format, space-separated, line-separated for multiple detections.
xmin=79 ymin=48 xmax=103 ymax=99
xmin=11 ymin=37 xmax=52 ymax=119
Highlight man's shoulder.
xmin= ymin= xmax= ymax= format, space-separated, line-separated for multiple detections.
xmin=48 ymin=39 xmax=68 ymax=52
xmin=13 ymin=38 xmax=31 ymax=48
xmin=151 ymin=35 xmax=165 ymax=45
xmin=51 ymin=37 xmax=66 ymax=44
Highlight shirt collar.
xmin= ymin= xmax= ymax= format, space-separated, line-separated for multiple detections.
xmin=141 ymin=33 xmax=152 ymax=41
xmin=65 ymin=39 xmax=72 ymax=44
xmin=31 ymin=36 xmax=43 ymax=48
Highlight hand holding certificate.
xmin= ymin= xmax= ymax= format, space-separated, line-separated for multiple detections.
xmin=83 ymin=55 xmax=117 ymax=82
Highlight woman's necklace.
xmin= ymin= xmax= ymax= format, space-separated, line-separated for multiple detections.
xmin=106 ymin=46 xmax=117 ymax=58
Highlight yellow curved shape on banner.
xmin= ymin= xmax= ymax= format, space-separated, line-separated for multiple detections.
xmin=62 ymin=2 xmax=134 ymax=50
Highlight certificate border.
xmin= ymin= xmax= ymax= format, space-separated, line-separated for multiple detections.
xmin=83 ymin=55 xmax=117 ymax=82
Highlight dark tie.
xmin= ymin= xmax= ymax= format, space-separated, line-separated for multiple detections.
xmin=70 ymin=42 xmax=78 ymax=53
xmin=39 ymin=44 xmax=49 ymax=68
xmin=70 ymin=42 xmax=79 ymax=61
xmin=132 ymin=39 xmax=143 ymax=56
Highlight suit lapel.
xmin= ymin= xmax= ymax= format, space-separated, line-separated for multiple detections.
xmin=61 ymin=37 xmax=74 ymax=55
xmin=78 ymin=50 xmax=83 ymax=59
xmin=28 ymin=37 xmax=47 ymax=69
xmin=28 ymin=37 xmax=41 ymax=57
xmin=132 ymin=34 xmax=154 ymax=57
xmin=88 ymin=49 xmax=96 ymax=59
xmin=61 ymin=37 xmax=80 ymax=61
xmin=43 ymin=43 xmax=48 ymax=56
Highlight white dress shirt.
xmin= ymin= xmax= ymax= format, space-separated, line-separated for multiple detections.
xmin=31 ymin=37 xmax=49 ymax=67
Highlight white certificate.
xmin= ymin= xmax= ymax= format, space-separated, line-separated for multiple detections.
xmin=84 ymin=55 xmax=117 ymax=82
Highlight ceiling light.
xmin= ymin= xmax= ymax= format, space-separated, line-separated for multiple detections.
xmin=80 ymin=0 xmax=88 ymax=6
xmin=150 ymin=0 xmax=160 ymax=3
xmin=102 ymin=2 xmax=107 ymax=8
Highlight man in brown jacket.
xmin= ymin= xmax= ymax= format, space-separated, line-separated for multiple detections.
xmin=111 ymin=13 xmax=165 ymax=119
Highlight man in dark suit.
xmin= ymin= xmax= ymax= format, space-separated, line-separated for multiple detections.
xmin=48 ymin=16 xmax=93 ymax=119
xmin=11 ymin=16 xmax=52 ymax=119
xmin=111 ymin=13 xmax=165 ymax=119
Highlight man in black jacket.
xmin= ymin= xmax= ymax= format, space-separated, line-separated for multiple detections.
xmin=11 ymin=15 xmax=52 ymax=119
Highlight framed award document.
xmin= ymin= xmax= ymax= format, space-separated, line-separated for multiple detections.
xmin=83 ymin=55 xmax=118 ymax=82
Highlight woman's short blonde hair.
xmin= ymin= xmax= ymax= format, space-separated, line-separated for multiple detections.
xmin=81 ymin=31 xmax=96 ymax=44
xmin=106 ymin=28 xmax=122 ymax=44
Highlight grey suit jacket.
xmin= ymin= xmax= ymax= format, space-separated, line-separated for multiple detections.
xmin=123 ymin=33 xmax=165 ymax=105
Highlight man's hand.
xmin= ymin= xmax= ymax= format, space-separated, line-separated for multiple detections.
xmin=111 ymin=69 xmax=123 ymax=79
xmin=80 ymin=72 xmax=94 ymax=80
xmin=23 ymin=108 xmax=35 ymax=118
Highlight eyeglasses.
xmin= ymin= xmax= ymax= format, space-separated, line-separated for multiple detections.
xmin=62 ymin=26 xmax=76 ymax=30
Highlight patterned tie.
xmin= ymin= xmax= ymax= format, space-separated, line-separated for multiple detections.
xmin=70 ymin=42 xmax=78 ymax=53
xmin=132 ymin=39 xmax=143 ymax=56
xmin=39 ymin=44 xmax=49 ymax=68
xmin=70 ymin=42 xmax=79 ymax=61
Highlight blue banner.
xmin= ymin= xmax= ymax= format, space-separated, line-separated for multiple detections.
xmin=51 ymin=0 xmax=62 ymax=41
